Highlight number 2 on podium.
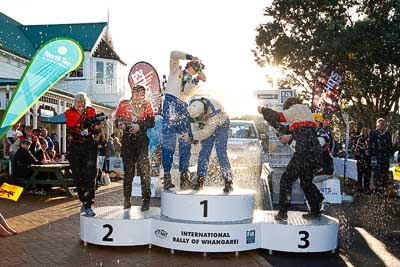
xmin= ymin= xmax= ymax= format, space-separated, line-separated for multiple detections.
xmin=102 ymin=224 xmax=114 ymax=242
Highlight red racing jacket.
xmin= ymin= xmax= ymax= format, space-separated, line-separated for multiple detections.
xmin=115 ymin=99 xmax=155 ymax=136
xmin=65 ymin=106 xmax=97 ymax=143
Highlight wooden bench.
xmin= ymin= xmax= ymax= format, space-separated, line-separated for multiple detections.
xmin=14 ymin=163 xmax=74 ymax=197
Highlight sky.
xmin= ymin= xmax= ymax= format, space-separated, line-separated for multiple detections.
xmin=2 ymin=0 xmax=272 ymax=116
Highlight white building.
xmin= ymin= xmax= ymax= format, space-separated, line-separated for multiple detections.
xmin=0 ymin=12 xmax=126 ymax=157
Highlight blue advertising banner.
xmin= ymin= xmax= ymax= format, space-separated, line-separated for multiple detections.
xmin=0 ymin=37 xmax=84 ymax=138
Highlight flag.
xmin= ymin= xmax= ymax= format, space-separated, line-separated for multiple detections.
xmin=128 ymin=61 xmax=162 ymax=114
xmin=0 ymin=37 xmax=84 ymax=138
xmin=312 ymin=65 xmax=342 ymax=118
xmin=0 ymin=183 xmax=24 ymax=202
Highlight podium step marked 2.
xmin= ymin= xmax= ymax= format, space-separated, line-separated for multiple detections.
xmin=80 ymin=190 xmax=339 ymax=253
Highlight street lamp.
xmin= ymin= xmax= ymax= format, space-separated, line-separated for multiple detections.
xmin=343 ymin=112 xmax=350 ymax=184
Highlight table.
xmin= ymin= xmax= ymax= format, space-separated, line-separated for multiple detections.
xmin=27 ymin=163 xmax=74 ymax=197
xmin=333 ymin=157 xmax=358 ymax=181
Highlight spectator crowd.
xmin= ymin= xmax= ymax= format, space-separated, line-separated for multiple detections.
xmin=4 ymin=122 xmax=123 ymax=195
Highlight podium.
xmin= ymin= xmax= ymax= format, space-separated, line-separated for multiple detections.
xmin=80 ymin=187 xmax=339 ymax=253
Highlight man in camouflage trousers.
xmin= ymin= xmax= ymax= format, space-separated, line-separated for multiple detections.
xmin=258 ymin=97 xmax=324 ymax=220
xmin=115 ymin=85 xmax=155 ymax=211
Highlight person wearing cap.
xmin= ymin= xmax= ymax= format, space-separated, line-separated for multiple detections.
xmin=12 ymin=139 xmax=39 ymax=180
xmin=353 ymin=126 xmax=371 ymax=193
xmin=313 ymin=113 xmax=334 ymax=181
xmin=115 ymin=85 xmax=155 ymax=211
xmin=187 ymin=97 xmax=233 ymax=193
xmin=258 ymin=97 xmax=323 ymax=220
xmin=161 ymin=51 xmax=207 ymax=190
xmin=368 ymin=118 xmax=393 ymax=194
xmin=65 ymin=92 xmax=103 ymax=217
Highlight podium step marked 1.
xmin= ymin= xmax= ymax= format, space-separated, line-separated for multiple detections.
xmin=161 ymin=188 xmax=255 ymax=222
xmin=80 ymin=189 xmax=339 ymax=253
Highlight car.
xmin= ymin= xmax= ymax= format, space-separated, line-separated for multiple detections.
xmin=200 ymin=120 xmax=264 ymax=179
xmin=225 ymin=120 xmax=264 ymax=178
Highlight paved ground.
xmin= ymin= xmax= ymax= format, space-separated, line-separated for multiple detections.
xmin=1 ymin=176 xmax=400 ymax=266
xmin=0 ymin=181 xmax=270 ymax=267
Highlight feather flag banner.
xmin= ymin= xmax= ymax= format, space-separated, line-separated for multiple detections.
xmin=0 ymin=37 xmax=84 ymax=138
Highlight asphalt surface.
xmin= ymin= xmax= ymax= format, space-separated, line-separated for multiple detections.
xmin=1 ymin=168 xmax=400 ymax=266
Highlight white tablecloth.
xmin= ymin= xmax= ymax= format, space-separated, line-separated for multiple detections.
xmin=333 ymin=157 xmax=358 ymax=181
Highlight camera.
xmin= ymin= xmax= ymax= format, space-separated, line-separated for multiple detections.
xmin=190 ymin=60 xmax=205 ymax=74
xmin=86 ymin=112 xmax=108 ymax=126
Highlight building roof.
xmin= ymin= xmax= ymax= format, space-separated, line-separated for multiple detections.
xmin=0 ymin=12 xmax=36 ymax=58
xmin=0 ymin=12 xmax=109 ymax=59
xmin=0 ymin=77 xmax=19 ymax=86
xmin=20 ymin=22 xmax=107 ymax=52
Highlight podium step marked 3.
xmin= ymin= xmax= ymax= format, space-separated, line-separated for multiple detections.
xmin=80 ymin=190 xmax=339 ymax=253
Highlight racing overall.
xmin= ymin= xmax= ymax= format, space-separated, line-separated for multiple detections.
xmin=115 ymin=99 xmax=155 ymax=207
xmin=161 ymin=51 xmax=200 ymax=189
xmin=260 ymin=104 xmax=324 ymax=218
xmin=189 ymin=97 xmax=233 ymax=191
xmin=65 ymin=107 xmax=99 ymax=209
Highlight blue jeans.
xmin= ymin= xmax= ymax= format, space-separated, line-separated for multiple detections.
xmin=197 ymin=119 xmax=233 ymax=180
xmin=161 ymin=94 xmax=191 ymax=174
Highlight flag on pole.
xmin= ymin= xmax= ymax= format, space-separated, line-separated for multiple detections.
xmin=0 ymin=37 xmax=84 ymax=138
xmin=312 ymin=65 xmax=342 ymax=118
xmin=128 ymin=61 xmax=162 ymax=114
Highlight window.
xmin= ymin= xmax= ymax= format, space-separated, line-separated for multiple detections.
xmin=229 ymin=123 xmax=257 ymax=139
xmin=69 ymin=65 xmax=83 ymax=77
xmin=96 ymin=61 xmax=104 ymax=84
xmin=105 ymin=63 xmax=113 ymax=85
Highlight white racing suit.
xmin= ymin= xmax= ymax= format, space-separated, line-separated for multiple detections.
xmin=190 ymin=97 xmax=233 ymax=181
xmin=161 ymin=51 xmax=200 ymax=175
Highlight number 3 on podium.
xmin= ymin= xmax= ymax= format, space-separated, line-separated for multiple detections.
xmin=298 ymin=231 xmax=310 ymax=249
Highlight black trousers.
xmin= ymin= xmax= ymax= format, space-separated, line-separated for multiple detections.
xmin=69 ymin=141 xmax=98 ymax=206
xmin=356 ymin=159 xmax=371 ymax=190
xmin=279 ymin=153 xmax=324 ymax=213
xmin=373 ymin=159 xmax=390 ymax=189
xmin=122 ymin=139 xmax=151 ymax=201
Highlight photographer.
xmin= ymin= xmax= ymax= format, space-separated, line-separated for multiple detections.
xmin=65 ymin=92 xmax=105 ymax=216
xmin=115 ymin=85 xmax=155 ymax=211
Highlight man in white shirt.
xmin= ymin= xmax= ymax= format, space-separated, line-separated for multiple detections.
xmin=161 ymin=51 xmax=206 ymax=190
xmin=5 ymin=122 xmax=22 ymax=175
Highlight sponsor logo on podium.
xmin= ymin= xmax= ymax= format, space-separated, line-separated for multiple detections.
xmin=246 ymin=230 xmax=255 ymax=244
xmin=155 ymin=229 xmax=168 ymax=239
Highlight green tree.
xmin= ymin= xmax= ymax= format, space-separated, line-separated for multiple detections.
xmin=254 ymin=0 xmax=400 ymax=129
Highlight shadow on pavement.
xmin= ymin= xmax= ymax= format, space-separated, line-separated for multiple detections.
xmin=259 ymin=250 xmax=348 ymax=267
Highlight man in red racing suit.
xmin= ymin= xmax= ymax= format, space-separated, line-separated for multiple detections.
xmin=65 ymin=92 xmax=102 ymax=217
